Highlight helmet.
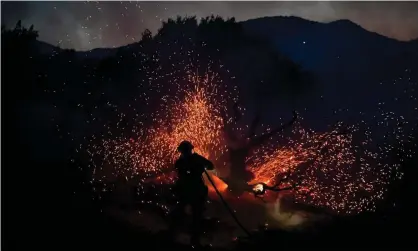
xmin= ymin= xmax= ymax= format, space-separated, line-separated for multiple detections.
xmin=177 ymin=140 xmax=194 ymax=153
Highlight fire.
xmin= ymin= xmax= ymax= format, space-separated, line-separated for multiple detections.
xmin=85 ymin=69 xmax=408 ymax=215
xmin=158 ymin=84 xmax=228 ymax=165
xmin=204 ymin=171 xmax=229 ymax=193
xmin=153 ymin=83 xmax=230 ymax=193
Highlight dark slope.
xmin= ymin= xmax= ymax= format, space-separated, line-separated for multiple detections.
xmin=239 ymin=16 xmax=418 ymax=128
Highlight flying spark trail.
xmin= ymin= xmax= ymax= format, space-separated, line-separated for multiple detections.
xmin=81 ymin=65 xmax=413 ymax=216
xmin=246 ymin=120 xmax=406 ymax=214
xmin=83 ymin=69 xmax=234 ymax=200
xmin=70 ymin=35 xmax=416 ymax=216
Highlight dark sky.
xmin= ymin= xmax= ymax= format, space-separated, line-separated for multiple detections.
xmin=2 ymin=1 xmax=418 ymax=51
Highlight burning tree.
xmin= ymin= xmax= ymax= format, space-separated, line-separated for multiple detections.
xmin=77 ymin=16 xmax=411 ymax=216
xmin=83 ymin=67 xmax=407 ymax=215
xmin=219 ymin=102 xmax=298 ymax=194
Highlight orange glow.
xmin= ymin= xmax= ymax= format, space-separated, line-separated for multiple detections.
xmin=204 ymin=171 xmax=229 ymax=193
xmin=86 ymin=70 xmax=406 ymax=215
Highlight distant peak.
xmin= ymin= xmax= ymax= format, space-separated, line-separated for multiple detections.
xmin=245 ymin=15 xmax=318 ymax=25
xmin=328 ymin=19 xmax=360 ymax=27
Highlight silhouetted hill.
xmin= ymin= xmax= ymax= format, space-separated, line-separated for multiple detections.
xmin=33 ymin=40 xmax=117 ymax=59
xmin=33 ymin=40 xmax=60 ymax=55
xmin=34 ymin=16 xmax=418 ymax=78
xmin=241 ymin=16 xmax=417 ymax=71
xmin=410 ymin=38 xmax=418 ymax=46
xmin=35 ymin=16 xmax=418 ymax=72
xmin=241 ymin=16 xmax=418 ymax=87
xmin=238 ymin=16 xmax=418 ymax=127
xmin=77 ymin=47 xmax=118 ymax=59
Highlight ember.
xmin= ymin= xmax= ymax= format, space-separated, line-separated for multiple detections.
xmin=83 ymin=67 xmax=410 ymax=215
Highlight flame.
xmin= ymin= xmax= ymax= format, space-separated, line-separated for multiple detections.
xmin=204 ymin=171 xmax=229 ymax=193
xmin=86 ymin=70 xmax=407 ymax=215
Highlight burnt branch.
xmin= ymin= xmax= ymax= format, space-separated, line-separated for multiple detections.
xmin=220 ymin=104 xmax=238 ymax=143
xmin=290 ymin=179 xmax=303 ymax=190
xmin=247 ymin=112 xmax=261 ymax=139
xmin=249 ymin=122 xmax=351 ymax=198
xmin=272 ymin=185 xmax=296 ymax=192
xmin=273 ymin=173 xmax=302 ymax=191
xmin=252 ymin=180 xmax=300 ymax=196
xmin=249 ymin=111 xmax=298 ymax=149
xmin=276 ymin=169 xmax=292 ymax=184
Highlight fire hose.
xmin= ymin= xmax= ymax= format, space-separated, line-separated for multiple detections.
xmin=201 ymin=129 xmax=350 ymax=239
xmin=203 ymin=169 xmax=252 ymax=238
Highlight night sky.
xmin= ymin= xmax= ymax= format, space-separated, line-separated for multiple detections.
xmin=2 ymin=1 xmax=418 ymax=51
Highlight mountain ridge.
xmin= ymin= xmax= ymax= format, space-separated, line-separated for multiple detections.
xmin=241 ymin=16 xmax=417 ymax=71
xmin=34 ymin=16 xmax=417 ymax=56
xmin=31 ymin=16 xmax=418 ymax=126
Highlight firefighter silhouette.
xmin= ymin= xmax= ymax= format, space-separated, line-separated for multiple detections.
xmin=168 ymin=141 xmax=214 ymax=246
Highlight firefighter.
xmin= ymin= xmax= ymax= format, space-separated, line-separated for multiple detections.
xmin=168 ymin=140 xmax=214 ymax=246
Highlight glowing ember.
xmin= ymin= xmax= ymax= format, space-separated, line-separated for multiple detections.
xmin=83 ymin=67 xmax=412 ymax=216
xmin=253 ymin=184 xmax=264 ymax=193
xmin=85 ymin=70 xmax=233 ymax=189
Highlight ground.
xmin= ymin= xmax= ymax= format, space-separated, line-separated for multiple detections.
xmin=99 ymin=181 xmax=332 ymax=248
